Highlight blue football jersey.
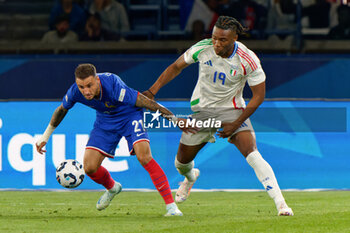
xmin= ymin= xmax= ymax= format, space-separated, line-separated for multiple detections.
xmin=62 ymin=72 xmax=142 ymax=131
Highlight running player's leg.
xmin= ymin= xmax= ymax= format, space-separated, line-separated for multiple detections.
xmin=176 ymin=142 xmax=205 ymax=181
xmin=84 ymin=148 xmax=113 ymax=188
xmin=133 ymin=141 xmax=182 ymax=216
xmin=85 ymin=127 xmax=123 ymax=210
xmin=84 ymin=149 xmax=122 ymax=210
xmin=229 ymin=130 xmax=293 ymax=216
xmin=175 ymin=111 xmax=216 ymax=200
xmin=174 ymin=142 xmax=206 ymax=203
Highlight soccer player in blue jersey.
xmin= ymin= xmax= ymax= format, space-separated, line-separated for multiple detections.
xmin=36 ymin=63 xmax=193 ymax=216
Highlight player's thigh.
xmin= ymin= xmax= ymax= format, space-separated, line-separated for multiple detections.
xmin=177 ymin=142 xmax=207 ymax=164
xmin=87 ymin=126 xmax=122 ymax=157
xmin=229 ymin=130 xmax=257 ymax=158
xmin=83 ymin=149 xmax=106 ymax=174
xmin=133 ymin=140 xmax=153 ymax=166
xmin=124 ymin=110 xmax=150 ymax=155
xmin=178 ymin=123 xmax=215 ymax=163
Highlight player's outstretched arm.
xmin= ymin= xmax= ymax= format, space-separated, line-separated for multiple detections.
xmin=36 ymin=104 xmax=69 ymax=154
xmin=143 ymin=54 xmax=190 ymax=99
xmin=135 ymin=93 xmax=197 ymax=134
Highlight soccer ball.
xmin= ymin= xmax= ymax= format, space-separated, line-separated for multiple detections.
xmin=56 ymin=159 xmax=85 ymax=189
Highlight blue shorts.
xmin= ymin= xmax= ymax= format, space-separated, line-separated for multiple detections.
xmin=86 ymin=113 xmax=149 ymax=158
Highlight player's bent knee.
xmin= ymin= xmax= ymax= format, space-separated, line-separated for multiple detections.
xmin=83 ymin=164 xmax=99 ymax=175
xmin=84 ymin=160 xmax=100 ymax=175
xmin=134 ymin=141 xmax=153 ymax=166
xmin=136 ymin=153 xmax=153 ymax=166
xmin=240 ymin=148 xmax=257 ymax=158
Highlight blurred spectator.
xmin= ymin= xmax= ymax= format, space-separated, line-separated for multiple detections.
xmin=266 ymin=0 xmax=297 ymax=33
xmin=254 ymin=0 xmax=270 ymax=8
xmin=183 ymin=0 xmax=267 ymax=40
xmin=191 ymin=20 xmax=206 ymax=40
xmin=205 ymin=0 xmax=228 ymax=15
xmin=328 ymin=5 xmax=350 ymax=39
xmin=89 ymin=0 xmax=130 ymax=39
xmin=80 ymin=13 xmax=104 ymax=41
xmin=42 ymin=14 xmax=79 ymax=43
xmin=220 ymin=0 xmax=268 ymax=32
xmin=302 ymin=0 xmax=331 ymax=28
xmin=329 ymin=0 xmax=341 ymax=28
xmin=49 ymin=0 xmax=87 ymax=35
xmin=80 ymin=13 xmax=120 ymax=41
xmin=180 ymin=0 xmax=218 ymax=39
xmin=185 ymin=0 xmax=268 ymax=39
xmin=82 ymin=0 xmax=94 ymax=10
xmin=75 ymin=0 xmax=87 ymax=8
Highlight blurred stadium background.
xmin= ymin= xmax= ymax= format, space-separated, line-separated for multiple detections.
xmin=0 ymin=0 xmax=349 ymax=191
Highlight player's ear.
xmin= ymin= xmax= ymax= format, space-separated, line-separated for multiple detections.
xmin=233 ymin=33 xmax=238 ymax=41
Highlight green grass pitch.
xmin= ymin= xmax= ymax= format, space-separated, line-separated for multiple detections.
xmin=0 ymin=191 xmax=349 ymax=233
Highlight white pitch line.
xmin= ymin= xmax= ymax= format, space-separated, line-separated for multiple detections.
xmin=0 ymin=188 xmax=348 ymax=192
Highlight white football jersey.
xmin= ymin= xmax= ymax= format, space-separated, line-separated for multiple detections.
xmin=184 ymin=39 xmax=266 ymax=111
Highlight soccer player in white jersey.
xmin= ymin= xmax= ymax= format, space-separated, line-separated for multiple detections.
xmin=144 ymin=16 xmax=293 ymax=216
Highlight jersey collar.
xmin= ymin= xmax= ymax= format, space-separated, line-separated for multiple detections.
xmin=228 ymin=42 xmax=238 ymax=59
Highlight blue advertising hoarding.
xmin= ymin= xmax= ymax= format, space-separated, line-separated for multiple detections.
xmin=0 ymin=100 xmax=349 ymax=190
xmin=0 ymin=54 xmax=350 ymax=99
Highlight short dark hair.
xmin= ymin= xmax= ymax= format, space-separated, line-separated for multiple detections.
xmin=55 ymin=14 xmax=70 ymax=25
xmin=214 ymin=16 xmax=247 ymax=35
xmin=75 ymin=64 xmax=96 ymax=79
xmin=90 ymin=13 xmax=101 ymax=21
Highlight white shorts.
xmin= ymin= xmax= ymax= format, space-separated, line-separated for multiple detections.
xmin=180 ymin=108 xmax=254 ymax=146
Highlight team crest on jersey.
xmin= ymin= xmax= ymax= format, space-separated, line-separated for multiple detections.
xmin=229 ymin=65 xmax=238 ymax=76
xmin=230 ymin=69 xmax=237 ymax=76
xmin=105 ymin=101 xmax=116 ymax=108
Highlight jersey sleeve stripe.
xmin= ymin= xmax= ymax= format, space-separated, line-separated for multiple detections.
xmin=237 ymin=50 xmax=257 ymax=70
xmin=237 ymin=48 xmax=258 ymax=70
xmin=192 ymin=48 xmax=205 ymax=62
xmin=192 ymin=39 xmax=213 ymax=47
xmin=237 ymin=50 xmax=255 ymax=70
xmin=237 ymin=48 xmax=257 ymax=68
xmin=242 ymin=50 xmax=258 ymax=70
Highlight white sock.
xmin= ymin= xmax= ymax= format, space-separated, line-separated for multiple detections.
xmin=166 ymin=202 xmax=177 ymax=210
xmin=246 ymin=150 xmax=286 ymax=209
xmin=175 ymin=157 xmax=196 ymax=182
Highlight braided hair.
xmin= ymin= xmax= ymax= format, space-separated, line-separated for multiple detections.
xmin=214 ymin=16 xmax=247 ymax=35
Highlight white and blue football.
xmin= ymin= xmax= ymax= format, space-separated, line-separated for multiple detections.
xmin=56 ymin=159 xmax=85 ymax=189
